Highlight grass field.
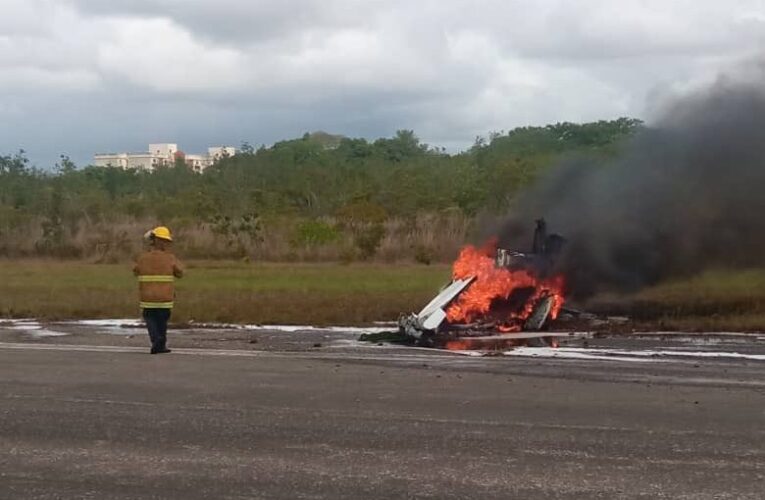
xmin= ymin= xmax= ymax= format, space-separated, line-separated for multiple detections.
xmin=2 ymin=260 xmax=765 ymax=331
xmin=589 ymin=269 xmax=765 ymax=331
xmin=0 ymin=260 xmax=451 ymax=325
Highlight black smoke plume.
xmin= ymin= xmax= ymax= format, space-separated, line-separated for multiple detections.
xmin=499 ymin=75 xmax=765 ymax=297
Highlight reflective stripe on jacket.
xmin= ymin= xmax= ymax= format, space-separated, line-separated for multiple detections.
xmin=133 ymin=249 xmax=184 ymax=309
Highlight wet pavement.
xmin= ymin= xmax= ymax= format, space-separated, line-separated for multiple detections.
xmin=1 ymin=319 xmax=764 ymax=498
xmin=1 ymin=318 xmax=764 ymax=361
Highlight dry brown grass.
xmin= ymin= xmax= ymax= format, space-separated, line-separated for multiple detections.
xmin=0 ymin=214 xmax=474 ymax=264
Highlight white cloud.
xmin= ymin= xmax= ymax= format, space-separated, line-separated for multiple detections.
xmin=96 ymin=17 xmax=248 ymax=92
xmin=0 ymin=66 xmax=99 ymax=91
xmin=0 ymin=1 xmax=109 ymax=95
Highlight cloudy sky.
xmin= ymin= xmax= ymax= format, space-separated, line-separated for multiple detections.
xmin=1 ymin=0 xmax=764 ymax=167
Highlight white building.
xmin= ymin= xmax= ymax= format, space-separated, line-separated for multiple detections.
xmin=94 ymin=143 xmax=236 ymax=172
xmin=208 ymin=146 xmax=237 ymax=161
xmin=183 ymin=154 xmax=206 ymax=172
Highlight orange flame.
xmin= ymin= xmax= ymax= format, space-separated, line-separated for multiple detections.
xmin=445 ymin=241 xmax=565 ymax=329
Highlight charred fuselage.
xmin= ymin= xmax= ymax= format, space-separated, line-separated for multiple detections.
xmin=398 ymin=219 xmax=566 ymax=347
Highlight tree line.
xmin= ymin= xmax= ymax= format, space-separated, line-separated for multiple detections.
xmin=0 ymin=118 xmax=642 ymax=261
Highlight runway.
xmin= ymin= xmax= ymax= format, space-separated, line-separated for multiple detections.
xmin=0 ymin=323 xmax=763 ymax=498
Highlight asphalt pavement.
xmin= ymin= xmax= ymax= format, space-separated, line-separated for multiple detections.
xmin=1 ymin=328 xmax=764 ymax=499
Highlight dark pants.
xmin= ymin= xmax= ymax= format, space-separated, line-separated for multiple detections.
xmin=143 ymin=308 xmax=171 ymax=351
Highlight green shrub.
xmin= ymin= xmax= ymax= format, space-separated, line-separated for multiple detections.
xmin=354 ymin=223 xmax=386 ymax=259
xmin=413 ymin=244 xmax=434 ymax=265
xmin=291 ymin=219 xmax=340 ymax=247
xmin=336 ymin=200 xmax=388 ymax=224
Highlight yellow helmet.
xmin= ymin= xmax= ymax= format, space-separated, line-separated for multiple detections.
xmin=152 ymin=226 xmax=173 ymax=241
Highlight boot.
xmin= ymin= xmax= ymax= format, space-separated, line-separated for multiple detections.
xmin=154 ymin=342 xmax=171 ymax=354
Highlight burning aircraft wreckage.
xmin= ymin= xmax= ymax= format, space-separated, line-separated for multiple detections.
xmin=396 ymin=220 xmax=570 ymax=350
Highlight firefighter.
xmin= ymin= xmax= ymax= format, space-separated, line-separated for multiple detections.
xmin=133 ymin=226 xmax=184 ymax=354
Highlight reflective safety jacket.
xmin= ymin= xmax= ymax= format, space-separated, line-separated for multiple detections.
xmin=133 ymin=249 xmax=184 ymax=309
